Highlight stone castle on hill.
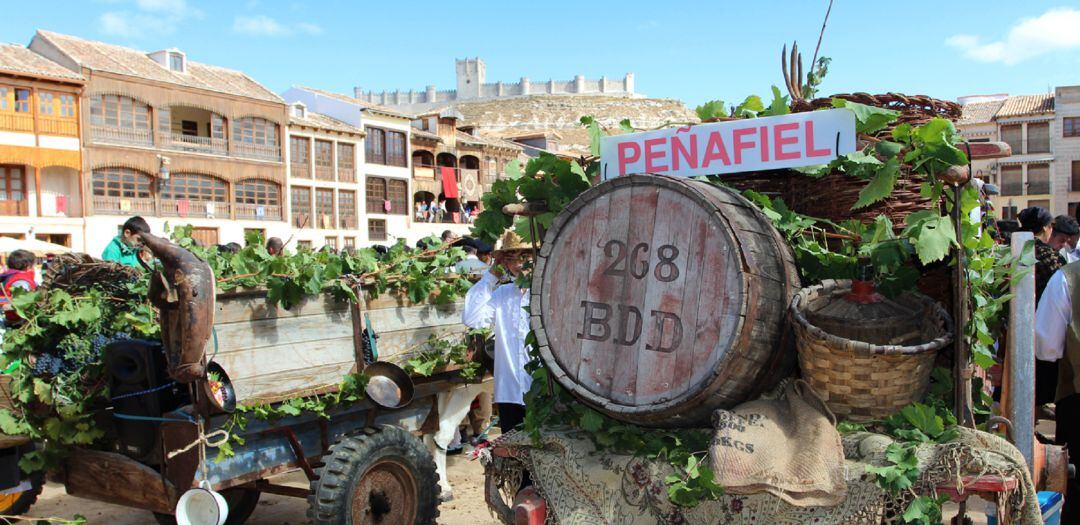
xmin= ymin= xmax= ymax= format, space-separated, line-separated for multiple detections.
xmin=354 ymin=58 xmax=637 ymax=113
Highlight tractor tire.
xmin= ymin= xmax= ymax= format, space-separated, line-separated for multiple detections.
xmin=0 ymin=470 xmax=43 ymax=522
xmin=308 ymin=425 xmax=440 ymax=525
xmin=152 ymin=487 xmax=261 ymax=525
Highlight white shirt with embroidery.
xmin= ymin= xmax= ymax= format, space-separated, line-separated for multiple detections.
xmin=462 ymin=271 xmax=532 ymax=405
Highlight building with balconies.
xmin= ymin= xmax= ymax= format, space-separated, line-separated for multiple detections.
xmin=28 ymin=30 xmax=290 ymax=252
xmin=285 ymin=102 xmax=365 ymax=251
xmin=409 ymin=108 xmax=522 ymax=238
xmin=282 ymin=86 xmax=418 ymax=246
xmin=0 ymin=43 xmax=85 ymax=249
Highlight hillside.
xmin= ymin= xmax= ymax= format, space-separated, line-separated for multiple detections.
xmin=454 ymin=94 xmax=699 ymax=154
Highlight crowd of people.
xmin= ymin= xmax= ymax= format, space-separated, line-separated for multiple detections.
xmin=414 ymin=200 xmax=481 ymax=224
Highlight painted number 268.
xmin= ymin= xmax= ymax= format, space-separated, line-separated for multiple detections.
xmin=602 ymin=240 xmax=680 ymax=282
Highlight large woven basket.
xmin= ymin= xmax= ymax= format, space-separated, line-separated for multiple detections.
xmin=790 ymin=280 xmax=953 ymax=421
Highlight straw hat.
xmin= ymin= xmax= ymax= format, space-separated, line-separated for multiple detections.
xmin=495 ymin=231 xmax=531 ymax=253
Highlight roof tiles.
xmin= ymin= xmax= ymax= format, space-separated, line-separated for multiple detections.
xmin=0 ymin=43 xmax=82 ymax=81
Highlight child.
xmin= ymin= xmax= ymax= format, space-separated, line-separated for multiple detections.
xmin=0 ymin=249 xmax=38 ymax=326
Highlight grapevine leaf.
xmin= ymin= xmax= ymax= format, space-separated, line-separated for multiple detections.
xmin=852 ymin=158 xmax=900 ymax=209
xmin=902 ymin=211 xmax=956 ymax=265
xmin=762 ymin=85 xmax=790 ymax=116
xmin=579 ymin=410 xmax=604 ymax=433
xmin=874 ymin=140 xmax=903 ymax=158
xmin=581 ymin=116 xmax=603 ymax=156
xmin=831 ymin=98 xmax=900 ymax=135
xmin=619 ymin=119 xmax=634 ymax=133
xmin=733 ymin=95 xmax=765 ymax=118
xmin=504 ymin=159 xmax=522 ymax=180
xmin=695 ymin=100 xmax=727 ymax=121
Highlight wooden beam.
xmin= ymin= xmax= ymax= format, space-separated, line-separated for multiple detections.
xmin=962 ymin=141 xmax=1012 ymax=160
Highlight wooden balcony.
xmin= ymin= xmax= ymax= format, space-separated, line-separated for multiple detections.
xmin=92 ymin=196 xmax=156 ymax=216
xmin=91 ymin=125 xmax=153 ymax=147
xmin=0 ymin=200 xmax=29 ymax=216
xmin=233 ymin=143 xmax=281 ymax=162
xmin=315 ymin=165 xmax=335 ymax=182
xmin=0 ymin=113 xmax=33 ymax=133
xmin=413 ymin=166 xmax=435 ymax=179
xmin=38 ymin=116 xmax=78 ymax=137
xmin=235 ymin=203 xmax=282 ymax=221
xmin=160 ymin=132 xmax=228 ymax=156
xmin=160 ymin=199 xmax=230 ymax=218
xmin=338 ymin=168 xmax=356 ymax=183
xmin=291 ymin=163 xmax=311 ymax=179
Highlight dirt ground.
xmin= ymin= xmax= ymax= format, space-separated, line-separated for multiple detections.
xmin=23 ymin=452 xmax=499 ymax=524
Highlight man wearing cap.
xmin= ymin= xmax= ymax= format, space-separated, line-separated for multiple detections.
xmin=454 ymin=238 xmax=490 ymax=276
xmin=1051 ymin=216 xmax=1080 ymax=263
xmin=462 ymin=231 xmax=533 ymax=434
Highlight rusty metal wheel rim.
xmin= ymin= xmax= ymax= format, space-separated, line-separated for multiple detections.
xmin=351 ymin=458 xmax=417 ymax=525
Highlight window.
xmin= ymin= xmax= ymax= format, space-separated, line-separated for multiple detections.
xmin=1001 ymin=206 xmax=1017 ymax=221
xmin=1070 ymin=202 xmax=1080 ymax=218
xmin=316 ymin=188 xmax=335 ymax=229
xmin=89 ymin=94 xmax=150 ymax=131
xmin=1000 ymin=124 xmax=1022 ymax=154
xmin=191 ymin=227 xmax=218 ymax=247
xmin=169 ymin=52 xmax=184 ymax=72
xmin=1072 ymin=161 xmax=1080 ymax=191
xmin=1066 ymin=117 xmax=1080 ymax=138
xmin=364 ymin=126 xmax=406 ymax=167
xmin=366 ymin=176 xmax=386 ymax=213
xmin=92 ymin=167 xmax=152 ymax=198
xmin=233 ymin=117 xmax=279 ymax=147
xmin=1000 ymin=166 xmax=1022 ymax=196
xmin=290 ymin=136 xmax=310 ymax=177
xmin=38 ymin=92 xmax=54 ymax=115
xmin=235 ymin=179 xmax=280 ymax=206
xmin=0 ymin=87 xmax=7 ymax=111
xmin=1030 ymin=199 xmax=1051 ymax=210
xmin=162 ymin=173 xmax=228 ymax=202
xmin=1027 ymin=163 xmax=1050 ymax=194
xmin=1027 ymin=122 xmax=1050 ymax=153
xmin=211 ymin=114 xmax=225 ymax=140
xmin=315 ymin=140 xmax=333 ymax=168
xmin=388 ymin=179 xmax=407 ymax=214
xmin=368 ymin=219 xmax=387 ymax=241
xmin=297 ymin=240 xmax=312 ymax=250
xmin=59 ymin=94 xmax=76 ymax=118
xmin=14 ymin=89 xmax=29 ymax=113
xmin=337 ymin=143 xmax=355 ymax=170
xmin=325 ymin=237 xmax=338 ymax=250
xmin=291 ymin=186 xmax=312 ymax=227
xmin=343 ymin=237 xmax=355 ymax=250
xmin=0 ymin=166 xmax=26 ymax=202
xmin=339 ymin=190 xmax=356 ymax=228
xmin=366 ymin=127 xmax=384 ymax=165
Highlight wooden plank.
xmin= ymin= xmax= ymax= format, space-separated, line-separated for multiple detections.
xmin=539 ymin=200 xmax=597 ymax=386
xmin=362 ymin=301 xmax=465 ymax=334
xmin=964 ymin=141 xmax=1011 ymax=160
xmin=634 ymin=187 xmax=695 ymax=406
xmin=208 ymin=311 xmax=354 ymax=354
xmin=214 ymin=336 xmax=355 ymax=381
xmin=670 ymin=202 xmax=709 ymax=397
xmin=215 ymin=292 xmax=349 ymax=325
xmin=608 ymin=182 xmax=659 ymax=404
xmin=64 ymin=449 xmax=177 ymax=514
xmin=574 ymin=184 xmax=621 ymax=396
xmin=231 ymin=361 xmax=356 ymax=404
xmin=375 ymin=325 xmax=469 ymax=362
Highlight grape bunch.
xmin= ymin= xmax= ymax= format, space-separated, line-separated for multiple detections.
xmin=90 ymin=334 xmax=109 ymax=356
xmin=31 ymin=353 xmax=64 ymax=376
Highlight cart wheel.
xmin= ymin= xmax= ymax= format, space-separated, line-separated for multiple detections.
xmin=308 ymin=425 xmax=440 ymax=525
xmin=0 ymin=470 xmax=43 ymax=521
xmin=152 ymin=487 xmax=261 ymax=525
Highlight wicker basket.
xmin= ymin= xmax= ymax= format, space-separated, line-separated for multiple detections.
xmin=790 ymin=280 xmax=953 ymax=421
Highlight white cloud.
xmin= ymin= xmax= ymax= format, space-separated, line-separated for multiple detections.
xmin=946 ymin=7 xmax=1080 ymax=65
xmin=232 ymin=15 xmax=324 ymax=37
xmin=98 ymin=0 xmax=201 ymax=38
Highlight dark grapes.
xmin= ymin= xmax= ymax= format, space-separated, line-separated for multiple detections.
xmin=31 ymin=353 xmax=63 ymax=376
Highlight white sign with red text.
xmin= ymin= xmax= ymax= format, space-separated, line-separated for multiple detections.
xmin=599 ymin=108 xmax=856 ymax=180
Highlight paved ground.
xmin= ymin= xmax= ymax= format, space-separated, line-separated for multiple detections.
xmin=23 ymin=452 xmax=499 ymax=524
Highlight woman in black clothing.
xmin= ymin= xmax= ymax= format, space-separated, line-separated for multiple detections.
xmin=1020 ymin=206 xmax=1065 ymax=406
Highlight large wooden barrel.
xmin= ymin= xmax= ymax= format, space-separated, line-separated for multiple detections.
xmin=531 ymin=175 xmax=800 ymax=427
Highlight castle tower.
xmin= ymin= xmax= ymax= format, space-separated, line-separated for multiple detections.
xmin=456 ymin=57 xmax=485 ymax=100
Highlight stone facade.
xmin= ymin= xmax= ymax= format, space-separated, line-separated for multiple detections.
xmin=354 ymin=58 xmax=636 ymax=114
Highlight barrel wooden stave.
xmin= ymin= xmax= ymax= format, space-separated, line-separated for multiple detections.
xmin=533 ymin=175 xmax=799 ymax=427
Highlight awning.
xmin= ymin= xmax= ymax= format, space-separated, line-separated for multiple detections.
xmin=997 ymin=156 xmax=1053 ymax=167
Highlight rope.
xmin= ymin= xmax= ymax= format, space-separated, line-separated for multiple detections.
xmin=110 ymin=381 xmax=176 ymax=401
xmin=166 ymin=424 xmax=230 ymax=460
xmin=112 ymin=411 xmax=195 ymax=424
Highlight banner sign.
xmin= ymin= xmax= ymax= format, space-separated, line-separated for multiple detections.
xmin=600 ymin=108 xmax=856 ymax=180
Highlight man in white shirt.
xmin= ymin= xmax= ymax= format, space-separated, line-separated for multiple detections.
xmin=453 ymin=244 xmax=489 ymax=276
xmin=462 ymin=231 xmax=533 ymax=434
xmin=1034 ymin=261 xmax=1080 ymax=521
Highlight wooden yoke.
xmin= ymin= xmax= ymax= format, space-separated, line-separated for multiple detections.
xmin=140 ymin=232 xmax=216 ymax=383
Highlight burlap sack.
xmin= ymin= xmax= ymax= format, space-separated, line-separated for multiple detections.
xmin=708 ymin=379 xmax=847 ymax=507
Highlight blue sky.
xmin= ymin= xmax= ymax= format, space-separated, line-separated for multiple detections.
xmin=2 ymin=0 xmax=1079 ymax=108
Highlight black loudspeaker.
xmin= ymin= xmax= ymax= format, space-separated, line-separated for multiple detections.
xmin=104 ymin=339 xmax=182 ymax=465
